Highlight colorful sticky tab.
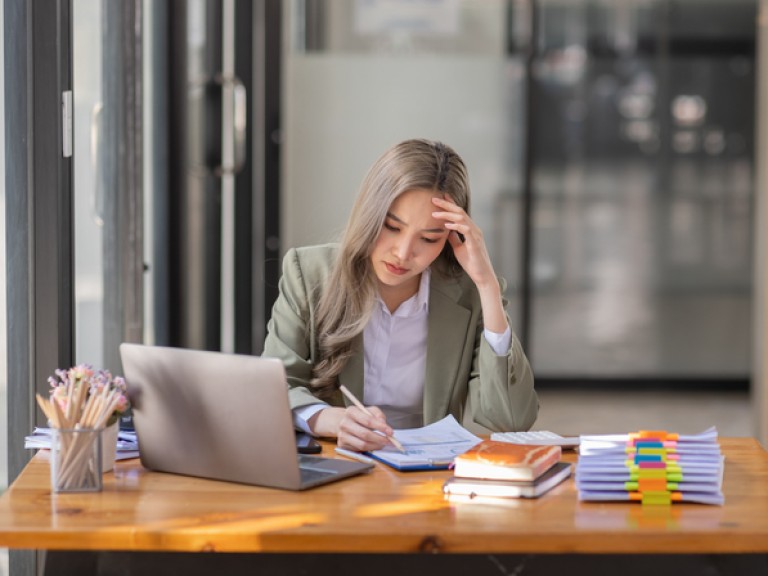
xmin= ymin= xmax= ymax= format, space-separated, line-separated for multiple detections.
xmin=642 ymin=491 xmax=672 ymax=505
xmin=637 ymin=478 xmax=667 ymax=492
xmin=639 ymin=430 xmax=679 ymax=441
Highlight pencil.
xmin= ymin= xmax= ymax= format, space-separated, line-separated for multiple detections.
xmin=338 ymin=385 xmax=406 ymax=453
xmin=335 ymin=447 xmax=376 ymax=465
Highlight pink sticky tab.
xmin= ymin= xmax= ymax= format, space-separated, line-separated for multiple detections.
xmin=638 ymin=461 xmax=667 ymax=469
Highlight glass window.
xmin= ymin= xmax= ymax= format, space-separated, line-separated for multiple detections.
xmin=72 ymin=0 xmax=105 ymax=367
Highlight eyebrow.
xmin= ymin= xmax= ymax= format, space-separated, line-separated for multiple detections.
xmin=386 ymin=212 xmax=445 ymax=234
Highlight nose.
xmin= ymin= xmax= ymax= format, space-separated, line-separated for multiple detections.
xmin=394 ymin=236 xmax=415 ymax=261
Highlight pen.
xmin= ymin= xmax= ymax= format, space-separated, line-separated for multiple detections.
xmin=335 ymin=447 xmax=376 ymax=465
xmin=338 ymin=384 xmax=406 ymax=453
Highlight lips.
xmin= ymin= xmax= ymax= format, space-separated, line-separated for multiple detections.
xmin=385 ymin=262 xmax=408 ymax=276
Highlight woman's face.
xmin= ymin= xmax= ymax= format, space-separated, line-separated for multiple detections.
xmin=370 ymin=188 xmax=450 ymax=303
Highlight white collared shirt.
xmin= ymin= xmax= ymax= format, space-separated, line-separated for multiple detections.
xmin=361 ymin=268 xmax=431 ymax=429
xmin=293 ymin=269 xmax=511 ymax=433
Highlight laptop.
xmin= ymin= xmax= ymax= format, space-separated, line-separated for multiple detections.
xmin=119 ymin=343 xmax=373 ymax=490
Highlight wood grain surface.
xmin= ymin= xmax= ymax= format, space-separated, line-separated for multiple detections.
xmin=0 ymin=438 xmax=766 ymax=554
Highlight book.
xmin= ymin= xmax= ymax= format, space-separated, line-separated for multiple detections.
xmin=452 ymin=440 xmax=562 ymax=481
xmin=444 ymin=461 xmax=572 ymax=499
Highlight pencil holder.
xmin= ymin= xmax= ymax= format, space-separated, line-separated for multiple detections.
xmin=50 ymin=427 xmax=103 ymax=493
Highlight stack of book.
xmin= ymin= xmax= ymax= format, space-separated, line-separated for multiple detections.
xmin=575 ymin=427 xmax=724 ymax=505
xmin=443 ymin=440 xmax=571 ymax=502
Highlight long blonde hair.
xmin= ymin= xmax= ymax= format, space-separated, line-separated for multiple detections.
xmin=310 ymin=139 xmax=471 ymax=398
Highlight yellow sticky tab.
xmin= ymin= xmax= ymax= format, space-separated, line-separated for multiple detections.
xmin=642 ymin=491 xmax=672 ymax=505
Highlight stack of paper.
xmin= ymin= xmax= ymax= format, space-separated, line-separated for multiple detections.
xmin=25 ymin=427 xmax=141 ymax=461
xmin=575 ymin=427 xmax=724 ymax=505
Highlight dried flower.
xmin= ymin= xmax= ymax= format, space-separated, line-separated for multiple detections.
xmin=47 ymin=364 xmax=129 ymax=427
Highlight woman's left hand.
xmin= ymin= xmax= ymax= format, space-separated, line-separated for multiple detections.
xmin=432 ymin=196 xmax=509 ymax=334
xmin=431 ymin=196 xmax=497 ymax=289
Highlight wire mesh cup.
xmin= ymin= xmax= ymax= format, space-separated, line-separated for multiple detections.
xmin=50 ymin=427 xmax=104 ymax=493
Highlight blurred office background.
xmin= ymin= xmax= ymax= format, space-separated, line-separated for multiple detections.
xmin=3 ymin=2 xmax=768 ymax=573
xmin=3 ymin=0 xmax=767 ymax=488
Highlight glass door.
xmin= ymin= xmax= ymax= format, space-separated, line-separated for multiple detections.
xmin=74 ymin=0 xmax=272 ymax=373
xmin=72 ymin=0 xmax=106 ymax=368
xmin=157 ymin=0 xmax=279 ymax=354
xmin=529 ymin=0 xmax=755 ymax=382
xmin=72 ymin=1 xmax=144 ymax=436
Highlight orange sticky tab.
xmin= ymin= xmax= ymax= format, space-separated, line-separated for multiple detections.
xmin=638 ymin=478 xmax=667 ymax=492
xmin=638 ymin=430 xmax=669 ymax=439
xmin=636 ymin=430 xmax=681 ymax=442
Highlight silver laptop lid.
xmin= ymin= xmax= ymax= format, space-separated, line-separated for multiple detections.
xmin=120 ymin=343 xmax=306 ymax=490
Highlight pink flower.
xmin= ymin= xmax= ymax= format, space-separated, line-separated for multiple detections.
xmin=47 ymin=364 xmax=130 ymax=427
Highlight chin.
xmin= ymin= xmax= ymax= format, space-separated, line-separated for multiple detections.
xmin=375 ymin=269 xmax=410 ymax=287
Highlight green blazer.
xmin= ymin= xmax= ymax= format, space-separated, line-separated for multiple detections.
xmin=262 ymin=244 xmax=538 ymax=432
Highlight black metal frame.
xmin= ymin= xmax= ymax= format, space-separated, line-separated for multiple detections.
xmin=162 ymin=0 xmax=281 ymax=353
xmin=5 ymin=1 xmax=73 ymax=575
xmin=4 ymin=0 xmax=73 ymax=482
xmin=234 ymin=0 xmax=283 ymax=354
xmin=102 ymin=1 xmax=144 ymax=374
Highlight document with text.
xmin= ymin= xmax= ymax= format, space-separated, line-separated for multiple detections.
xmin=367 ymin=415 xmax=482 ymax=471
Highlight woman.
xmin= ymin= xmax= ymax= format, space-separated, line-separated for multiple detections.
xmin=263 ymin=139 xmax=538 ymax=451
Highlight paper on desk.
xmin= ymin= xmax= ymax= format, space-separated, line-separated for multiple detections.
xmin=579 ymin=426 xmax=719 ymax=447
xmin=25 ymin=427 xmax=141 ymax=461
xmin=368 ymin=415 xmax=482 ymax=470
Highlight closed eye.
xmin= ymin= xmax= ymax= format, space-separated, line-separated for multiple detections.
xmin=384 ymin=222 xmax=400 ymax=232
xmin=422 ymin=237 xmax=439 ymax=244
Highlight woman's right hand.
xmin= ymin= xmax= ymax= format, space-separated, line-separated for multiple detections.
xmin=310 ymin=406 xmax=393 ymax=452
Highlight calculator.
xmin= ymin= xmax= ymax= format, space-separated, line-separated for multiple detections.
xmin=490 ymin=430 xmax=581 ymax=448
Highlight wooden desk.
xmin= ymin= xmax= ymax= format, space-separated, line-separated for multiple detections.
xmin=0 ymin=438 xmax=767 ymax=555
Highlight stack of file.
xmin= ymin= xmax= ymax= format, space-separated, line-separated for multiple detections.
xmin=575 ymin=427 xmax=724 ymax=505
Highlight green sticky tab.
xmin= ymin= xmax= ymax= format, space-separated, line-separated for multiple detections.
xmin=637 ymin=447 xmax=667 ymax=456
xmin=642 ymin=491 xmax=672 ymax=505
xmin=637 ymin=469 xmax=667 ymax=479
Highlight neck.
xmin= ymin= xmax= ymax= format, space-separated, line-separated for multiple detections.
xmin=379 ymin=275 xmax=420 ymax=314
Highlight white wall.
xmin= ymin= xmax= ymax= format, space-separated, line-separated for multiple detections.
xmin=282 ymin=54 xmax=523 ymax=254
xmin=281 ymin=1 xmax=522 ymax=263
